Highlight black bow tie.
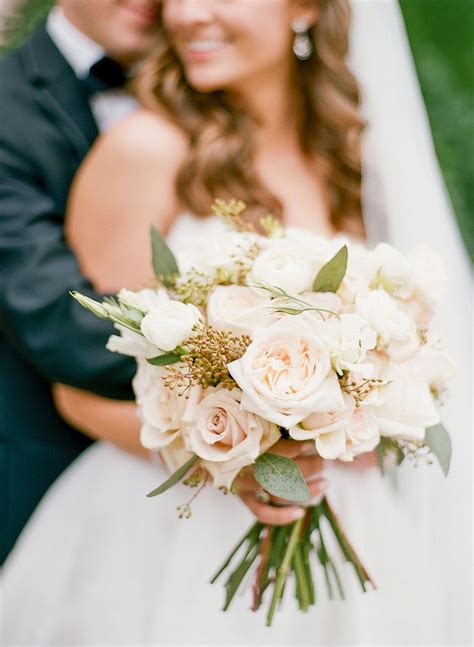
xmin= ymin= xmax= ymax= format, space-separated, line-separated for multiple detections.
xmin=82 ymin=56 xmax=128 ymax=96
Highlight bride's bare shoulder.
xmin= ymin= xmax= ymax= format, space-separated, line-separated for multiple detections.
xmin=84 ymin=108 xmax=188 ymax=171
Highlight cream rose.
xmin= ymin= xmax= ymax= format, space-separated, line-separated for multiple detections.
xmin=207 ymin=285 xmax=272 ymax=336
xmin=134 ymin=361 xmax=201 ymax=449
xmin=160 ymin=438 xmax=194 ymax=474
xmin=140 ymin=290 xmax=201 ymax=352
xmin=290 ymin=396 xmax=379 ymax=461
xmin=228 ymin=317 xmax=344 ymax=428
xmin=186 ymin=387 xmax=279 ymax=489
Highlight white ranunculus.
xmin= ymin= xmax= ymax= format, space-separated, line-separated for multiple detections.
xmin=375 ymin=362 xmax=439 ymax=441
xmin=408 ymin=246 xmax=447 ymax=305
xmin=175 ymin=229 xmax=259 ymax=281
xmin=207 ymin=285 xmax=273 ymax=336
xmin=415 ymin=338 xmax=455 ymax=396
xmin=186 ymin=387 xmax=280 ymax=489
xmin=140 ymin=290 xmax=201 ymax=352
xmin=316 ymin=313 xmax=377 ymax=378
xmin=290 ymin=396 xmax=379 ymax=461
xmin=370 ymin=243 xmax=412 ymax=295
xmin=228 ymin=316 xmax=344 ymax=428
xmin=248 ymin=246 xmax=316 ymax=295
xmin=356 ymin=290 xmax=420 ymax=361
xmin=135 ymin=362 xmax=202 ymax=449
xmin=106 ymin=324 xmax=160 ymax=359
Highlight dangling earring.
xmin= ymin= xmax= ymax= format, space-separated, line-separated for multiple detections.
xmin=292 ymin=19 xmax=313 ymax=61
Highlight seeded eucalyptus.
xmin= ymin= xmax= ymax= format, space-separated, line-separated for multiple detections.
xmin=163 ymin=325 xmax=251 ymax=394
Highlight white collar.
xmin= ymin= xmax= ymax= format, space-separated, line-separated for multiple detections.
xmin=46 ymin=7 xmax=104 ymax=79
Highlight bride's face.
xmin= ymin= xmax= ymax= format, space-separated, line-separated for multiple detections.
xmin=161 ymin=0 xmax=315 ymax=92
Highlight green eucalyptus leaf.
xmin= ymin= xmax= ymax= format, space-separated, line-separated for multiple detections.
xmin=146 ymin=455 xmax=198 ymax=497
xmin=425 ymin=423 xmax=452 ymax=477
xmin=151 ymin=226 xmax=179 ymax=286
xmin=313 ymin=245 xmax=348 ymax=293
xmin=254 ymin=453 xmax=310 ymax=503
xmin=376 ymin=438 xmax=405 ymax=475
xmin=147 ymin=352 xmax=181 ymax=367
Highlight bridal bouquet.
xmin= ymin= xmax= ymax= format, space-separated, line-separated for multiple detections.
xmin=73 ymin=200 xmax=453 ymax=625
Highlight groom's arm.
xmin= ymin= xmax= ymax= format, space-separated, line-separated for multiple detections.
xmin=0 ymin=139 xmax=135 ymax=400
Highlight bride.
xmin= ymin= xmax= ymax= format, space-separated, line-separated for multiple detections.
xmin=3 ymin=1 xmax=471 ymax=645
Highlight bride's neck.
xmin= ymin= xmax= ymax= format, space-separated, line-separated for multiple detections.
xmin=228 ymin=66 xmax=301 ymax=149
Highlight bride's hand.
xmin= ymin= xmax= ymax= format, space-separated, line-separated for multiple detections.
xmin=235 ymin=439 xmax=327 ymax=526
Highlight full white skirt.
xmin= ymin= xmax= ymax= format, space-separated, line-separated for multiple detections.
xmin=3 ymin=439 xmax=470 ymax=646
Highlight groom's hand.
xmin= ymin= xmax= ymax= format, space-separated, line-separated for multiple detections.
xmin=235 ymin=439 xmax=327 ymax=526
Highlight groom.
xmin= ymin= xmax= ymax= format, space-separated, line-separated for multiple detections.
xmin=0 ymin=0 xmax=160 ymax=563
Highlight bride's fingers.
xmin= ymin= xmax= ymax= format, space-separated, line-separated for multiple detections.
xmin=270 ymin=439 xmax=314 ymax=459
xmin=239 ymin=492 xmax=305 ymax=526
xmin=234 ymin=472 xmax=258 ymax=492
xmin=337 ymin=451 xmax=378 ymax=470
xmin=294 ymin=455 xmax=324 ymax=478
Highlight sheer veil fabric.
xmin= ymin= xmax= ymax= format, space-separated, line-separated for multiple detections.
xmin=351 ymin=0 xmax=472 ymax=642
xmin=2 ymin=2 xmax=471 ymax=645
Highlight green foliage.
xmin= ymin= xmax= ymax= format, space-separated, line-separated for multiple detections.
xmin=0 ymin=0 xmax=53 ymax=56
xmin=254 ymin=453 xmax=310 ymax=503
xmin=146 ymin=455 xmax=198 ymax=497
xmin=147 ymin=352 xmax=182 ymax=367
xmin=400 ymin=0 xmax=474 ymax=260
xmin=312 ymin=245 xmax=348 ymax=293
xmin=150 ymin=226 xmax=179 ymax=286
xmin=425 ymin=423 xmax=452 ymax=477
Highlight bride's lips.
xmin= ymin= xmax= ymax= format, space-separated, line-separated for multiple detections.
xmin=181 ymin=39 xmax=231 ymax=62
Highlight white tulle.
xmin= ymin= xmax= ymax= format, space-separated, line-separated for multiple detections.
xmin=2 ymin=1 xmax=471 ymax=645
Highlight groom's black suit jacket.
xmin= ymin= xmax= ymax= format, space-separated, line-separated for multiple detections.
xmin=0 ymin=25 xmax=136 ymax=563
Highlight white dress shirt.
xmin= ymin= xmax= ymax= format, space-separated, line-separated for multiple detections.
xmin=46 ymin=7 xmax=137 ymax=132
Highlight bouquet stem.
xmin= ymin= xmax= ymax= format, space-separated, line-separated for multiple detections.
xmin=266 ymin=515 xmax=304 ymax=626
xmin=211 ymin=496 xmax=375 ymax=626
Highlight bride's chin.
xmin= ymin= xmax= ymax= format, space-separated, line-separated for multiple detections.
xmin=185 ymin=76 xmax=223 ymax=93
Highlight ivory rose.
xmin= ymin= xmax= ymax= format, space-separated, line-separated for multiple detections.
xmin=186 ymin=387 xmax=279 ymax=489
xmin=228 ymin=317 xmax=344 ymax=428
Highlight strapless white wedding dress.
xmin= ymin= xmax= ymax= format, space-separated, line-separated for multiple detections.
xmin=2 ymin=213 xmax=471 ymax=647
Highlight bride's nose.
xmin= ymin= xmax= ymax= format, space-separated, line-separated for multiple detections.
xmin=164 ymin=0 xmax=216 ymax=26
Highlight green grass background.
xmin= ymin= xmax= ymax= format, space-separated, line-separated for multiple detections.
xmin=1 ymin=0 xmax=472 ymax=259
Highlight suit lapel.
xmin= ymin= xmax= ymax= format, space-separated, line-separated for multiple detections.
xmin=21 ymin=24 xmax=99 ymax=160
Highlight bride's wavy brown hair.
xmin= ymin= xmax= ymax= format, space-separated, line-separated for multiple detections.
xmin=135 ymin=0 xmax=364 ymax=234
